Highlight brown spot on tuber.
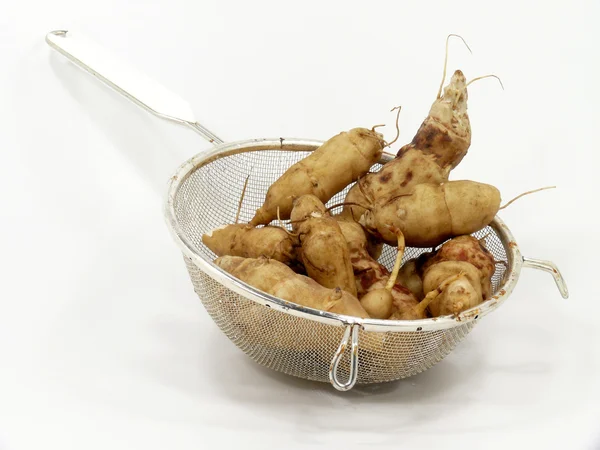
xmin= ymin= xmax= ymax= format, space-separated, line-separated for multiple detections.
xmin=396 ymin=145 xmax=410 ymax=158
xmin=379 ymin=172 xmax=392 ymax=183
xmin=400 ymin=170 xmax=414 ymax=187
xmin=360 ymin=269 xmax=380 ymax=291
xmin=414 ymin=127 xmax=437 ymax=149
xmin=331 ymin=287 xmax=343 ymax=299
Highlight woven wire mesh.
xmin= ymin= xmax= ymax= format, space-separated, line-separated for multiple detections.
xmin=173 ymin=149 xmax=508 ymax=384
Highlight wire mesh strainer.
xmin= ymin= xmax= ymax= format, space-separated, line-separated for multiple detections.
xmin=47 ymin=31 xmax=569 ymax=391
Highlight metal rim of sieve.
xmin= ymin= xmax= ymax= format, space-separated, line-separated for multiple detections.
xmin=164 ymin=137 xmax=524 ymax=334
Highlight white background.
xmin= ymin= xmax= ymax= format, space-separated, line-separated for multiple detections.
xmin=1 ymin=0 xmax=599 ymax=449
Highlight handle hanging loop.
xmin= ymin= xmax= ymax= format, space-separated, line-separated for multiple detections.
xmin=329 ymin=323 xmax=360 ymax=391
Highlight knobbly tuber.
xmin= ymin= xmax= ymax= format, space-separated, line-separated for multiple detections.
xmin=357 ymin=232 xmax=404 ymax=319
xmin=290 ymin=195 xmax=357 ymax=296
xmin=335 ymin=219 xmax=387 ymax=296
xmin=215 ymin=255 xmax=369 ymax=318
xmin=401 ymin=235 xmax=497 ymax=317
xmin=202 ymin=224 xmax=297 ymax=265
xmin=360 ymin=288 xmax=394 ymax=319
xmin=250 ymin=128 xmax=385 ymax=225
xmin=422 ymin=235 xmax=495 ymax=300
xmin=398 ymin=69 xmax=470 ymax=170
xmin=367 ymin=182 xmax=547 ymax=260
xmin=361 ymin=180 xmax=501 ymax=248
xmin=340 ymin=66 xmax=473 ymax=224
xmin=421 ymin=261 xmax=483 ymax=316
xmin=340 ymin=148 xmax=448 ymax=223
xmin=336 ymin=218 xmax=424 ymax=320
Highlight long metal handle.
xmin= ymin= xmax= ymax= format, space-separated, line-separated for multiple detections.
xmin=45 ymin=30 xmax=224 ymax=145
xmin=522 ymin=257 xmax=569 ymax=299
xmin=329 ymin=323 xmax=360 ymax=391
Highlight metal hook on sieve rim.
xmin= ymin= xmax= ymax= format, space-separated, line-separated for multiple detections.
xmin=329 ymin=323 xmax=361 ymax=391
xmin=522 ymin=257 xmax=569 ymax=299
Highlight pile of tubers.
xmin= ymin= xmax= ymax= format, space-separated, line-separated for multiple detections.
xmin=201 ymin=40 xmax=543 ymax=321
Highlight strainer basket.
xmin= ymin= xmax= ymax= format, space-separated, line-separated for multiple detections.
xmin=164 ymin=139 xmax=568 ymax=390
xmin=47 ymin=30 xmax=569 ymax=391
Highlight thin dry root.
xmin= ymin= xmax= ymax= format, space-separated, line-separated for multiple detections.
xmin=437 ymin=34 xmax=473 ymax=99
xmin=499 ymin=186 xmax=556 ymax=210
xmin=385 ymin=231 xmax=406 ymax=291
xmin=371 ymin=123 xmax=391 ymax=147
xmin=282 ymin=228 xmax=298 ymax=237
xmin=467 ymin=74 xmax=505 ymax=90
xmin=235 ymin=175 xmax=250 ymax=224
xmin=385 ymin=106 xmax=402 ymax=148
xmin=384 ymin=192 xmax=414 ymax=205
xmin=325 ymin=201 xmax=372 ymax=213
xmin=276 ymin=206 xmax=298 ymax=236
xmin=413 ymin=271 xmax=466 ymax=316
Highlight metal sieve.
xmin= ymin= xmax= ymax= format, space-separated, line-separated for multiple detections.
xmin=46 ymin=31 xmax=569 ymax=391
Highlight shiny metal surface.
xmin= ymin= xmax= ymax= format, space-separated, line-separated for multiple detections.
xmin=45 ymin=30 xmax=223 ymax=144
xmin=329 ymin=324 xmax=360 ymax=391
xmin=522 ymin=257 xmax=569 ymax=298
